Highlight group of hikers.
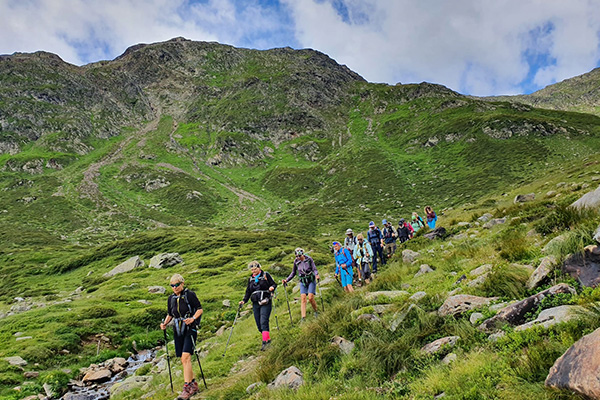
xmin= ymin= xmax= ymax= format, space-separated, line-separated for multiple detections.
xmin=160 ymin=207 xmax=437 ymax=399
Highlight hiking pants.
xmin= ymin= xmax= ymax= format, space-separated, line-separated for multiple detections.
xmin=361 ymin=262 xmax=371 ymax=280
xmin=384 ymin=242 xmax=396 ymax=258
xmin=252 ymin=302 xmax=272 ymax=332
xmin=371 ymin=243 xmax=385 ymax=272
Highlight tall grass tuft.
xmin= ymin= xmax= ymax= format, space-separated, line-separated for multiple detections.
xmin=480 ymin=264 xmax=528 ymax=299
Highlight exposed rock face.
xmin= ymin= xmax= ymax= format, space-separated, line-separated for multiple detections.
xmin=562 ymin=245 xmax=600 ymax=287
xmin=483 ymin=218 xmax=506 ymax=229
xmin=542 ymin=234 xmax=567 ymax=254
xmin=514 ymin=305 xmax=584 ymax=331
xmin=410 ymin=291 xmax=427 ymax=302
xmin=478 ymin=213 xmax=493 ymax=223
xmin=545 ymin=327 xmax=600 ymax=399
xmin=514 ymin=193 xmax=535 ymax=203
xmin=82 ymin=368 xmax=112 ymax=384
xmin=110 ymin=375 xmax=152 ymax=398
xmin=104 ymin=256 xmax=144 ymax=277
xmin=438 ymin=295 xmax=498 ymax=317
xmin=570 ymin=185 xmax=600 ymax=210
xmin=268 ymin=366 xmax=304 ymax=390
xmin=527 ymin=256 xmax=557 ymax=289
xmin=423 ymin=227 xmax=447 ymax=240
xmin=148 ymin=253 xmax=183 ymax=269
xmin=479 ymin=283 xmax=576 ymax=332
xmin=470 ymin=264 xmax=492 ymax=277
xmin=4 ymin=356 xmax=27 ymax=366
xmin=331 ymin=336 xmax=355 ymax=355
xmin=421 ymin=336 xmax=460 ymax=355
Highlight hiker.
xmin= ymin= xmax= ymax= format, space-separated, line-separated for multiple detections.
xmin=333 ymin=241 xmax=354 ymax=292
xmin=397 ymin=218 xmax=411 ymax=244
xmin=239 ymin=261 xmax=277 ymax=351
xmin=367 ymin=221 xmax=385 ymax=273
xmin=160 ymin=274 xmax=203 ymax=400
xmin=353 ymin=233 xmax=373 ymax=284
xmin=411 ymin=212 xmax=426 ymax=233
xmin=425 ymin=206 xmax=438 ymax=229
xmin=282 ymin=248 xmax=320 ymax=321
xmin=344 ymin=228 xmax=359 ymax=281
xmin=382 ymin=219 xmax=397 ymax=259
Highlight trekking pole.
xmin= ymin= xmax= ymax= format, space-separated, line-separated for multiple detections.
xmin=162 ymin=324 xmax=174 ymax=393
xmin=222 ymin=303 xmax=242 ymax=357
xmin=283 ymin=282 xmax=293 ymax=325
xmin=273 ymin=288 xmax=280 ymax=331
xmin=189 ymin=332 xmax=208 ymax=389
xmin=317 ymin=279 xmax=325 ymax=312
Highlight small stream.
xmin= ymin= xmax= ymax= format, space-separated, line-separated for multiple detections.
xmin=62 ymin=350 xmax=157 ymax=400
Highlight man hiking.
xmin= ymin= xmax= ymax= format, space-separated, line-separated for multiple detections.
xmin=160 ymin=274 xmax=203 ymax=400
xmin=239 ymin=261 xmax=277 ymax=351
xmin=382 ymin=219 xmax=397 ymax=259
xmin=367 ymin=221 xmax=385 ymax=274
xmin=282 ymin=248 xmax=320 ymax=322
xmin=397 ymin=218 xmax=411 ymax=244
xmin=333 ymin=241 xmax=354 ymax=292
xmin=353 ymin=233 xmax=373 ymax=284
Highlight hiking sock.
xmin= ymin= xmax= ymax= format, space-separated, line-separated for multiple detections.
xmin=262 ymin=331 xmax=270 ymax=341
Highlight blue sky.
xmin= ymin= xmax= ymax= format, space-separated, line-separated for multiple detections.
xmin=1 ymin=0 xmax=599 ymax=96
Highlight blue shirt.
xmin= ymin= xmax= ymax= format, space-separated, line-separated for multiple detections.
xmin=334 ymin=248 xmax=353 ymax=275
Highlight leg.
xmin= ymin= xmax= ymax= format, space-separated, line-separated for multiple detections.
xmin=181 ymin=352 xmax=193 ymax=383
xmin=371 ymin=246 xmax=378 ymax=273
xmin=308 ymin=293 xmax=317 ymax=311
xmin=252 ymin=302 xmax=262 ymax=332
xmin=379 ymin=245 xmax=386 ymax=265
xmin=300 ymin=293 xmax=307 ymax=318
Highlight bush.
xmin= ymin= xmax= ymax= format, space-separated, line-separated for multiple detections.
xmin=21 ymin=345 xmax=54 ymax=364
xmin=40 ymin=370 xmax=70 ymax=396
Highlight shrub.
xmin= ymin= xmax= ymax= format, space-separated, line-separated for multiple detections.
xmin=40 ymin=370 xmax=70 ymax=396
xmin=21 ymin=345 xmax=54 ymax=364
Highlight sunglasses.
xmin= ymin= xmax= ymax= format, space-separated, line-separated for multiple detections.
xmin=170 ymin=282 xmax=182 ymax=288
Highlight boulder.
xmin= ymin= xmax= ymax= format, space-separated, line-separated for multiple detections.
xmin=23 ymin=371 xmax=39 ymax=378
xmin=488 ymin=331 xmax=506 ymax=342
xmin=110 ymin=376 xmax=152 ymax=397
xmin=246 ymin=382 xmax=265 ymax=394
xmin=594 ymin=225 xmax=600 ymax=244
xmin=545 ymin=327 xmax=600 ymax=398
xmin=515 ymin=305 xmax=584 ymax=331
xmin=104 ymin=256 xmax=144 ymax=277
xmin=483 ymin=218 xmax=506 ymax=229
xmin=466 ymin=273 xmax=489 ymax=288
xmin=527 ymin=256 xmax=557 ymax=290
xmin=438 ymin=295 xmax=498 ymax=317
xmin=82 ymin=368 xmax=112 ymax=384
xmin=470 ymin=264 xmax=492 ymax=277
xmin=442 ymin=353 xmax=457 ymax=365
xmin=4 ymin=356 xmax=27 ymax=366
xmin=410 ymin=291 xmax=427 ymax=302
xmin=562 ymin=245 xmax=600 ymax=287
xmin=514 ymin=193 xmax=535 ymax=203
xmin=222 ymin=299 xmax=231 ymax=308
xmin=469 ymin=312 xmax=485 ymax=325
xmin=421 ymin=336 xmax=460 ymax=355
xmin=105 ymin=357 xmax=127 ymax=374
xmin=390 ymin=304 xmax=418 ymax=332
xmin=215 ymin=325 xmax=227 ymax=336
xmin=423 ymin=227 xmax=447 ymax=240
xmin=478 ymin=213 xmax=493 ymax=223
xmin=148 ymin=253 xmax=182 ymax=269
xmin=364 ymin=290 xmax=409 ymax=301
xmin=147 ymin=286 xmax=165 ymax=294
xmin=570 ymin=185 xmax=600 ymax=210
xmin=402 ymin=249 xmax=420 ymax=263
xmin=268 ymin=366 xmax=303 ymax=390
xmin=331 ymin=336 xmax=355 ymax=355
xmin=356 ymin=314 xmax=381 ymax=323
xmin=479 ymin=283 xmax=576 ymax=332
xmin=542 ymin=234 xmax=567 ymax=254
xmin=414 ymin=264 xmax=434 ymax=277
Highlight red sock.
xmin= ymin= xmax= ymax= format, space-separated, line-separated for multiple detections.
xmin=262 ymin=331 xmax=270 ymax=341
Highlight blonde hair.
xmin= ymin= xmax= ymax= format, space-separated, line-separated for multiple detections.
xmin=356 ymin=233 xmax=364 ymax=240
xmin=170 ymin=274 xmax=184 ymax=284
xmin=248 ymin=260 xmax=261 ymax=270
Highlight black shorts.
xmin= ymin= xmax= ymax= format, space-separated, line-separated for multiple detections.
xmin=173 ymin=328 xmax=197 ymax=357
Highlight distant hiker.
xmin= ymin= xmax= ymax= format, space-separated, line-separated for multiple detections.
xmin=344 ymin=228 xmax=359 ymax=280
xmin=425 ymin=206 xmax=438 ymax=229
xmin=353 ymin=233 xmax=373 ymax=284
xmin=367 ymin=221 xmax=385 ymax=273
xmin=282 ymin=248 xmax=320 ymax=321
xmin=382 ymin=219 xmax=397 ymax=259
xmin=411 ymin=212 xmax=426 ymax=233
xmin=397 ymin=218 xmax=411 ymax=244
xmin=239 ymin=261 xmax=277 ymax=351
xmin=333 ymin=241 xmax=354 ymax=293
xmin=160 ymin=274 xmax=203 ymax=399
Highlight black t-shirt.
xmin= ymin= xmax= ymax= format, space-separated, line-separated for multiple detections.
xmin=167 ymin=289 xmax=202 ymax=327
xmin=243 ymin=271 xmax=277 ymax=303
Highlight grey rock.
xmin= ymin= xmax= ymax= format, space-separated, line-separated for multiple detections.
xmin=357 ymin=314 xmax=381 ymax=323
xmin=148 ymin=253 xmax=182 ymax=269
xmin=137 ymin=300 xmax=152 ymax=305
xmin=457 ymin=222 xmax=471 ymax=227
xmin=470 ymin=264 xmax=492 ymax=277
xmin=515 ymin=305 xmax=584 ymax=331
xmin=453 ymin=232 xmax=468 ymax=240
xmin=16 ymin=336 xmax=32 ymax=341
xmin=442 ymin=353 xmax=457 ymax=365
xmin=488 ymin=331 xmax=506 ymax=342
xmin=423 ymin=227 xmax=447 ymax=240
xmin=5 ymin=356 xmax=27 ymax=366
xmin=527 ymin=255 xmax=557 ymax=290
xmin=546 ymin=190 xmax=557 ymax=197
xmin=147 ymin=286 xmax=165 ymax=294
xmin=594 ymin=225 xmax=600 ymax=244
xmin=570 ymin=185 xmax=600 ymax=210
xmin=82 ymin=367 xmax=112 ymax=383
xmin=467 ymin=273 xmax=488 ymax=288
xmin=246 ymin=382 xmax=265 ymax=394
xmin=483 ymin=218 xmax=506 ymax=229
xmin=421 ymin=336 xmax=460 ymax=355
xmin=470 ymin=312 xmax=485 ymax=325
xmin=545 ymin=327 xmax=600 ymax=398
xmin=415 ymin=264 xmax=434 ymax=277
xmin=478 ymin=213 xmax=493 ymax=223
xmin=542 ymin=234 xmax=567 ymax=254
xmin=331 ymin=336 xmax=355 ymax=355
xmin=402 ymin=249 xmax=420 ymax=263
xmin=372 ymin=304 xmax=393 ymax=314
xmin=104 ymin=256 xmax=144 ymax=277
xmin=562 ymin=245 xmax=600 ymax=287
xmin=514 ymin=193 xmax=535 ymax=203
xmin=110 ymin=376 xmax=152 ymax=397
xmin=43 ymin=383 xmax=55 ymax=398
xmin=222 ymin=299 xmax=231 ymax=308
xmin=438 ymin=295 xmax=498 ymax=317
xmin=215 ymin=325 xmax=227 ymax=336
xmin=268 ymin=366 xmax=304 ymax=390
xmin=390 ymin=304 xmax=418 ymax=332
xmin=410 ymin=291 xmax=427 ymax=302
xmin=23 ymin=371 xmax=39 ymax=378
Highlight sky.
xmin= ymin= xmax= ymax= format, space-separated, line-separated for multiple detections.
xmin=1 ymin=0 xmax=600 ymax=96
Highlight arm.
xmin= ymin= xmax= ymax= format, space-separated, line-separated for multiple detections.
xmin=266 ymin=272 xmax=277 ymax=292
xmin=161 ymin=296 xmax=173 ymax=329
xmin=285 ymin=261 xmax=298 ymax=283
xmin=185 ymin=292 xmax=203 ymax=325
xmin=308 ymin=256 xmax=319 ymax=279
xmin=241 ymin=278 xmax=251 ymax=304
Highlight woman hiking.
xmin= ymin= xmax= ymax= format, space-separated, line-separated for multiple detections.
xmin=353 ymin=233 xmax=373 ymax=284
xmin=282 ymin=248 xmax=320 ymax=322
xmin=239 ymin=261 xmax=277 ymax=351
xmin=425 ymin=206 xmax=438 ymax=229
xmin=333 ymin=241 xmax=354 ymax=293
xmin=411 ymin=212 xmax=426 ymax=233
xmin=160 ymin=274 xmax=203 ymax=400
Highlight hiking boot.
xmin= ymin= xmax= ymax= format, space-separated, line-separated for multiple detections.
xmin=313 ymin=311 xmax=319 ymax=318
xmin=300 ymin=317 xmax=306 ymax=323
xmin=178 ymin=383 xmax=192 ymax=400
xmin=260 ymin=340 xmax=271 ymax=351
xmin=188 ymin=381 xmax=199 ymax=397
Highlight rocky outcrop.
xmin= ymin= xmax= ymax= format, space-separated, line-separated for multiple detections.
xmin=104 ymin=256 xmax=144 ymax=277
xmin=438 ymin=295 xmax=498 ymax=317
xmin=402 ymin=249 xmax=420 ymax=263
xmin=331 ymin=336 xmax=355 ymax=355
xmin=423 ymin=227 xmax=447 ymax=240
xmin=545 ymin=327 xmax=600 ymax=398
xmin=514 ymin=305 xmax=584 ymax=331
xmin=4 ymin=356 xmax=27 ymax=366
xmin=527 ymin=256 xmax=557 ymax=289
xmin=421 ymin=336 xmax=460 ymax=355
xmin=483 ymin=218 xmax=506 ymax=229
xmin=414 ymin=264 xmax=434 ymax=277
xmin=268 ymin=366 xmax=304 ymax=390
xmin=470 ymin=264 xmax=492 ymax=277
xmin=148 ymin=253 xmax=183 ymax=269
xmin=479 ymin=283 xmax=576 ymax=332
xmin=514 ymin=193 xmax=535 ymax=203
xmin=562 ymin=245 xmax=600 ymax=287
xmin=570 ymin=185 xmax=600 ymax=210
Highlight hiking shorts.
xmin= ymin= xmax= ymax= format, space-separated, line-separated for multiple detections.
xmin=299 ymin=281 xmax=316 ymax=295
xmin=340 ymin=267 xmax=353 ymax=287
xmin=173 ymin=328 xmax=197 ymax=357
